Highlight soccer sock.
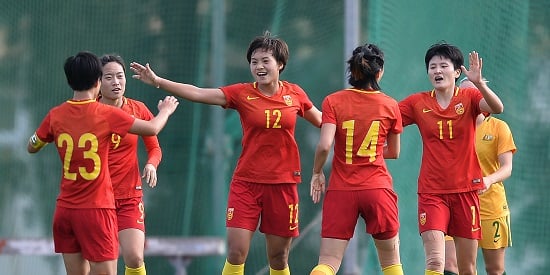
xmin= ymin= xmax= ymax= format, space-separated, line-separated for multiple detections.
xmin=425 ymin=270 xmax=443 ymax=275
xmin=310 ymin=264 xmax=335 ymax=275
xmin=270 ymin=266 xmax=290 ymax=275
xmin=502 ymin=272 xmax=506 ymax=275
xmin=222 ymin=259 xmax=244 ymax=275
xmin=125 ymin=264 xmax=146 ymax=275
xmin=382 ymin=264 xmax=404 ymax=275
xmin=443 ymin=271 xmax=458 ymax=275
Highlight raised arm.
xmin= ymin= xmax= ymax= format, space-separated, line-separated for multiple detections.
xmin=461 ymin=51 xmax=504 ymax=114
xmin=129 ymin=96 xmax=179 ymax=136
xmin=130 ymin=62 xmax=227 ymax=106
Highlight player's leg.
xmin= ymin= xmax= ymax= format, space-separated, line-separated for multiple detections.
xmin=310 ymin=238 xmax=348 ymax=275
xmin=482 ymin=248 xmax=506 ymax=275
xmin=448 ymin=191 xmax=481 ymax=275
xmin=480 ymin=215 xmax=511 ymax=275
xmin=265 ymin=234 xmax=293 ymax=274
xmin=62 ymin=253 xmax=90 ymax=275
xmin=260 ymin=183 xmax=300 ymax=274
xmin=374 ymin=236 xmax=403 ymax=275
xmin=89 ymin=259 xmax=118 ymax=275
xmin=422 ymin=230 xmax=446 ymax=274
xmin=223 ymin=227 xmax=255 ymax=274
xmin=223 ymin=180 xmax=262 ymax=274
xmin=454 ymin=237 xmax=478 ymax=275
xmin=418 ymin=193 xmax=451 ymax=275
xmin=444 ymin=237 xmax=459 ymax=275
xmin=119 ymin=228 xmax=146 ymax=274
xmin=117 ymin=197 xmax=147 ymax=275
xmin=368 ymin=189 xmax=403 ymax=275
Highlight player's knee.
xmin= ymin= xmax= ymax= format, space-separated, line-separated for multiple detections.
xmin=124 ymin=253 xmax=144 ymax=268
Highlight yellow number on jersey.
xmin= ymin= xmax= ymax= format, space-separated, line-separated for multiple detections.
xmin=57 ymin=133 xmax=101 ymax=181
xmin=264 ymin=109 xmax=282 ymax=128
xmin=342 ymin=120 xmax=380 ymax=164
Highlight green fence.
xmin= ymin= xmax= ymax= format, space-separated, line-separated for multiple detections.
xmin=0 ymin=1 xmax=547 ymax=274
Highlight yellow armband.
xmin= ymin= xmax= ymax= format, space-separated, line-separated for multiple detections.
xmin=29 ymin=133 xmax=47 ymax=150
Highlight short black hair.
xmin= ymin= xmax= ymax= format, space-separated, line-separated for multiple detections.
xmin=64 ymin=51 xmax=103 ymax=91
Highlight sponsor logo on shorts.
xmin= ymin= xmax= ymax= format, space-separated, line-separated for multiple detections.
xmin=289 ymin=225 xmax=298 ymax=231
xmin=226 ymin=207 xmax=234 ymax=221
xmin=419 ymin=212 xmax=426 ymax=225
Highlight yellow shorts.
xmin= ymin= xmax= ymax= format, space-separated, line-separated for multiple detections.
xmin=479 ymin=215 xmax=512 ymax=249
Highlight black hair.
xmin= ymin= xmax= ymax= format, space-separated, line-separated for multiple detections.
xmin=100 ymin=54 xmax=126 ymax=72
xmin=424 ymin=42 xmax=464 ymax=74
xmin=64 ymin=51 xmax=103 ymax=91
xmin=347 ymin=43 xmax=384 ymax=90
xmin=246 ymin=31 xmax=289 ymax=73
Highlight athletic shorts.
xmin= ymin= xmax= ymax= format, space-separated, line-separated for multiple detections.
xmin=321 ymin=188 xmax=399 ymax=240
xmin=116 ymin=197 xmax=145 ymax=232
xmin=226 ymin=179 xmax=299 ymax=237
xmin=479 ymin=215 xmax=512 ymax=249
xmin=53 ymin=206 xmax=118 ymax=262
xmin=418 ymin=191 xmax=481 ymax=239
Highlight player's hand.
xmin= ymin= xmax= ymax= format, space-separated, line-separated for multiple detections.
xmin=460 ymin=51 xmax=484 ymax=86
xmin=310 ymin=172 xmax=326 ymax=203
xmin=158 ymin=96 xmax=179 ymax=115
xmin=478 ymin=176 xmax=491 ymax=194
xmin=130 ymin=62 xmax=160 ymax=88
xmin=142 ymin=163 xmax=158 ymax=188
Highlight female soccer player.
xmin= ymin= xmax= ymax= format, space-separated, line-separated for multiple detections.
xmin=309 ymin=43 xmax=403 ymax=275
xmin=444 ymin=78 xmax=516 ymax=275
xmin=130 ymin=31 xmax=322 ymax=275
xmin=27 ymin=51 xmax=178 ymax=275
xmin=99 ymin=54 xmax=163 ymax=275
xmin=398 ymin=43 xmax=504 ymax=275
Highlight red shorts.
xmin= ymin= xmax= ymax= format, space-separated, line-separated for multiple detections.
xmin=418 ymin=191 xmax=481 ymax=239
xmin=53 ymin=206 xmax=118 ymax=262
xmin=321 ymin=188 xmax=399 ymax=240
xmin=115 ymin=197 xmax=146 ymax=232
xmin=226 ymin=180 xmax=299 ymax=237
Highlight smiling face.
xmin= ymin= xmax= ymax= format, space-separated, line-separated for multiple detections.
xmin=249 ymin=49 xmax=283 ymax=85
xmin=100 ymin=61 xmax=126 ymax=104
xmin=427 ymin=55 xmax=461 ymax=91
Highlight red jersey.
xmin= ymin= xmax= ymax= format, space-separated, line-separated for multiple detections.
xmin=34 ymin=99 xmax=134 ymax=208
xmin=220 ymin=81 xmax=313 ymax=184
xmin=322 ymin=89 xmax=402 ymax=190
xmin=108 ymin=97 xmax=162 ymax=199
xmin=399 ymin=87 xmax=484 ymax=193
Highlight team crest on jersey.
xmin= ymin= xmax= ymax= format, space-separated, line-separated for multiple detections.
xmin=283 ymin=95 xmax=293 ymax=106
xmin=226 ymin=207 xmax=234 ymax=221
xmin=482 ymin=134 xmax=494 ymax=141
xmin=419 ymin=212 xmax=426 ymax=225
xmin=454 ymin=103 xmax=465 ymax=115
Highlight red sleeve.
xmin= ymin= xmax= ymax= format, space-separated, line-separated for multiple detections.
xmin=132 ymin=100 xmax=163 ymax=168
xmin=398 ymin=94 xmax=417 ymax=127
xmin=321 ymin=96 xmax=336 ymax=125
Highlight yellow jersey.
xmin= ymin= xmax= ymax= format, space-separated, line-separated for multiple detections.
xmin=476 ymin=116 xmax=517 ymax=219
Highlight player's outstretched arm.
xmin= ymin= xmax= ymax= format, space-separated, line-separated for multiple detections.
xmin=130 ymin=62 xmax=227 ymax=106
